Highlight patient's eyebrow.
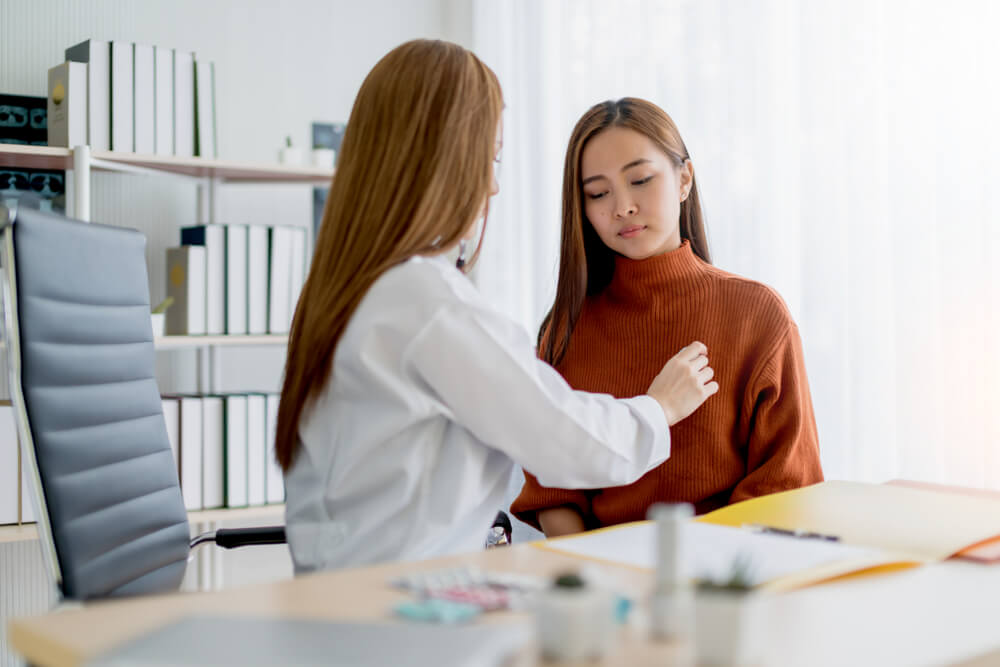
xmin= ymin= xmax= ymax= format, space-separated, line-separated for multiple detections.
xmin=581 ymin=158 xmax=653 ymax=185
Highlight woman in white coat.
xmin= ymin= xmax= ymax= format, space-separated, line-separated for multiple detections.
xmin=276 ymin=39 xmax=719 ymax=572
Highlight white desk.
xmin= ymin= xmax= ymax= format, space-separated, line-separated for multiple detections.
xmin=8 ymin=540 xmax=1000 ymax=666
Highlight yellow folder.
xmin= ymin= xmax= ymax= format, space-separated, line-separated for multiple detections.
xmin=697 ymin=480 xmax=1000 ymax=561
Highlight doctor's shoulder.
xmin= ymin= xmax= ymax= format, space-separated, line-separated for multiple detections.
xmin=367 ymin=254 xmax=480 ymax=315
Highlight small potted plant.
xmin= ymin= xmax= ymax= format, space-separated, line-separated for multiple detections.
xmin=694 ymin=555 xmax=766 ymax=666
xmin=150 ymin=297 xmax=173 ymax=338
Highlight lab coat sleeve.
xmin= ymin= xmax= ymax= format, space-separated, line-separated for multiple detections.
xmin=404 ymin=302 xmax=670 ymax=489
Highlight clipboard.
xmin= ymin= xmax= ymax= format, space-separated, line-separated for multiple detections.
xmin=697 ymin=480 xmax=1000 ymax=562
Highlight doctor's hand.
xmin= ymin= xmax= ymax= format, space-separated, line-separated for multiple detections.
xmin=646 ymin=341 xmax=719 ymax=426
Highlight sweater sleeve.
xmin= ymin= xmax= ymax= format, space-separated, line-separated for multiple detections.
xmin=510 ymin=471 xmax=592 ymax=531
xmin=731 ymin=323 xmax=824 ymax=503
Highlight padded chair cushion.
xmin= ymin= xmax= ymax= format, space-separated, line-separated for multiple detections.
xmin=12 ymin=209 xmax=189 ymax=600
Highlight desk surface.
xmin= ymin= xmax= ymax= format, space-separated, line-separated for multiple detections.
xmin=9 ymin=540 xmax=1000 ymax=667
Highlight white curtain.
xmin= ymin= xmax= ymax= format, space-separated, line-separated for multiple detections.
xmin=471 ymin=0 xmax=1000 ymax=489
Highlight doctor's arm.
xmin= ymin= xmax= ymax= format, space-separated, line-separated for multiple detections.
xmin=406 ymin=304 xmax=717 ymax=490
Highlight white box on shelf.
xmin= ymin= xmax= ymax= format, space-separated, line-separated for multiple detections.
xmin=246 ymin=394 xmax=267 ymax=506
xmin=178 ymin=396 xmax=203 ymax=511
xmin=224 ymin=395 xmax=248 ymax=508
xmin=247 ymin=225 xmax=269 ymax=335
xmin=0 ymin=406 xmax=18 ymax=524
xmin=267 ymin=226 xmax=294 ymax=334
xmin=265 ymin=393 xmax=284 ymax=504
xmin=225 ymin=225 xmax=248 ymax=335
xmin=161 ymin=397 xmax=181 ymax=476
xmin=289 ymin=226 xmax=306 ymax=319
xmin=47 ymin=61 xmax=87 ymax=148
xmin=64 ymin=39 xmax=111 ymax=151
xmin=194 ymin=60 xmax=216 ymax=158
xmin=133 ymin=43 xmax=155 ymax=154
xmin=202 ymin=396 xmax=225 ymax=510
xmin=165 ymin=245 xmax=206 ymax=335
xmin=173 ymin=50 xmax=195 ymax=157
xmin=180 ymin=224 xmax=226 ymax=335
xmin=110 ymin=41 xmax=134 ymax=152
xmin=154 ymin=46 xmax=174 ymax=156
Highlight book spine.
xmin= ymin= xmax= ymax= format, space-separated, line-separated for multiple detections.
xmin=133 ymin=44 xmax=155 ymax=154
xmin=173 ymin=51 xmax=195 ymax=157
xmin=201 ymin=396 xmax=225 ymax=509
xmin=154 ymin=46 xmax=174 ymax=156
xmin=224 ymin=395 xmax=249 ymax=508
xmin=247 ymin=225 xmax=270 ymax=335
xmin=246 ymin=394 xmax=267 ymax=506
xmin=161 ymin=397 xmax=181 ymax=478
xmin=110 ymin=41 xmax=134 ymax=152
xmin=225 ymin=225 xmax=248 ymax=335
xmin=179 ymin=397 xmax=203 ymax=510
xmin=265 ymin=393 xmax=284 ymax=504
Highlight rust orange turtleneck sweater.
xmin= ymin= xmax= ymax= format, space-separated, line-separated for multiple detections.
xmin=511 ymin=241 xmax=823 ymax=529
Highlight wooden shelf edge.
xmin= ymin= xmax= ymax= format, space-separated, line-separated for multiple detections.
xmin=1 ymin=504 xmax=285 ymax=543
xmin=0 ymin=145 xmax=333 ymax=183
xmin=0 ymin=523 xmax=40 ymax=544
xmin=154 ymin=334 xmax=288 ymax=349
xmin=188 ymin=504 xmax=285 ymax=524
xmin=90 ymin=150 xmax=334 ymax=182
xmin=0 ymin=144 xmax=73 ymax=171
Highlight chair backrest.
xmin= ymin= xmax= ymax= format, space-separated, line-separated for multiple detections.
xmin=0 ymin=204 xmax=190 ymax=601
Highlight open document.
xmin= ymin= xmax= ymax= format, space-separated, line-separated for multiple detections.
xmin=535 ymin=520 xmax=919 ymax=591
xmin=533 ymin=480 xmax=1000 ymax=590
xmin=698 ymin=480 xmax=1000 ymax=561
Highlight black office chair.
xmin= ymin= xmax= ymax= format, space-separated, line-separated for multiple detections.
xmin=0 ymin=203 xmax=285 ymax=602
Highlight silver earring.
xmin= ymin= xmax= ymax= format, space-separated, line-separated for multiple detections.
xmin=456 ymin=240 xmax=468 ymax=270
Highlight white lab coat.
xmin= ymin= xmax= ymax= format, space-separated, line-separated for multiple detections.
xmin=284 ymin=254 xmax=670 ymax=572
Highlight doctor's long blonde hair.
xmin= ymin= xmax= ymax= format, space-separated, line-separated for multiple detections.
xmin=275 ymin=39 xmax=504 ymax=470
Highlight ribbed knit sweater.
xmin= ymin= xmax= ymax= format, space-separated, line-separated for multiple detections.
xmin=511 ymin=241 xmax=823 ymax=529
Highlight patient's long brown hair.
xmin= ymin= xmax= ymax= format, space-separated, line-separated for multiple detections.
xmin=538 ymin=98 xmax=710 ymax=367
xmin=275 ymin=40 xmax=504 ymax=470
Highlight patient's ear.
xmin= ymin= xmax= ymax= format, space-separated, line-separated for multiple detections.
xmin=679 ymin=160 xmax=694 ymax=200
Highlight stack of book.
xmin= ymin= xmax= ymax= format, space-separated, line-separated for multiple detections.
xmin=49 ymin=39 xmax=216 ymax=157
xmin=161 ymin=393 xmax=285 ymax=511
xmin=166 ymin=223 xmax=307 ymax=336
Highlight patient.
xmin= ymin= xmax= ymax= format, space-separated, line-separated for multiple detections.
xmin=511 ymin=98 xmax=823 ymax=536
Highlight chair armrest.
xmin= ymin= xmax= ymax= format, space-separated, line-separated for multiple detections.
xmin=190 ymin=526 xmax=287 ymax=550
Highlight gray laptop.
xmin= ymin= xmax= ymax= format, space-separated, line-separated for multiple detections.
xmin=87 ymin=615 xmax=533 ymax=667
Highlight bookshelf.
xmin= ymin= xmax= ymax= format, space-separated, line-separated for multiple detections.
xmin=1 ymin=145 xmax=312 ymax=532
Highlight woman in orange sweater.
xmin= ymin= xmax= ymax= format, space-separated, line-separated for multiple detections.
xmin=511 ymin=98 xmax=823 ymax=536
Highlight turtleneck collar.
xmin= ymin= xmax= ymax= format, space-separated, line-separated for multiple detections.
xmin=606 ymin=240 xmax=708 ymax=302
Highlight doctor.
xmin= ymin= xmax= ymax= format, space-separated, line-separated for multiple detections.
xmin=276 ymin=39 xmax=719 ymax=572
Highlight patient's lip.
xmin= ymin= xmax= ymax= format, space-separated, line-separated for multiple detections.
xmin=619 ymin=225 xmax=645 ymax=238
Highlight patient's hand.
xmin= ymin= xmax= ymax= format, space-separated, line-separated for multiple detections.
xmin=647 ymin=341 xmax=719 ymax=426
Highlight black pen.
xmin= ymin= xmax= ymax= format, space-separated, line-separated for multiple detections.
xmin=745 ymin=523 xmax=840 ymax=542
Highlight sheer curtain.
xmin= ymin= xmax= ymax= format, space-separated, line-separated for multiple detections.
xmin=471 ymin=0 xmax=1000 ymax=488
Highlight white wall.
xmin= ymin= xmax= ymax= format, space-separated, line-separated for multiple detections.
xmin=0 ymin=2 xmax=465 ymax=664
